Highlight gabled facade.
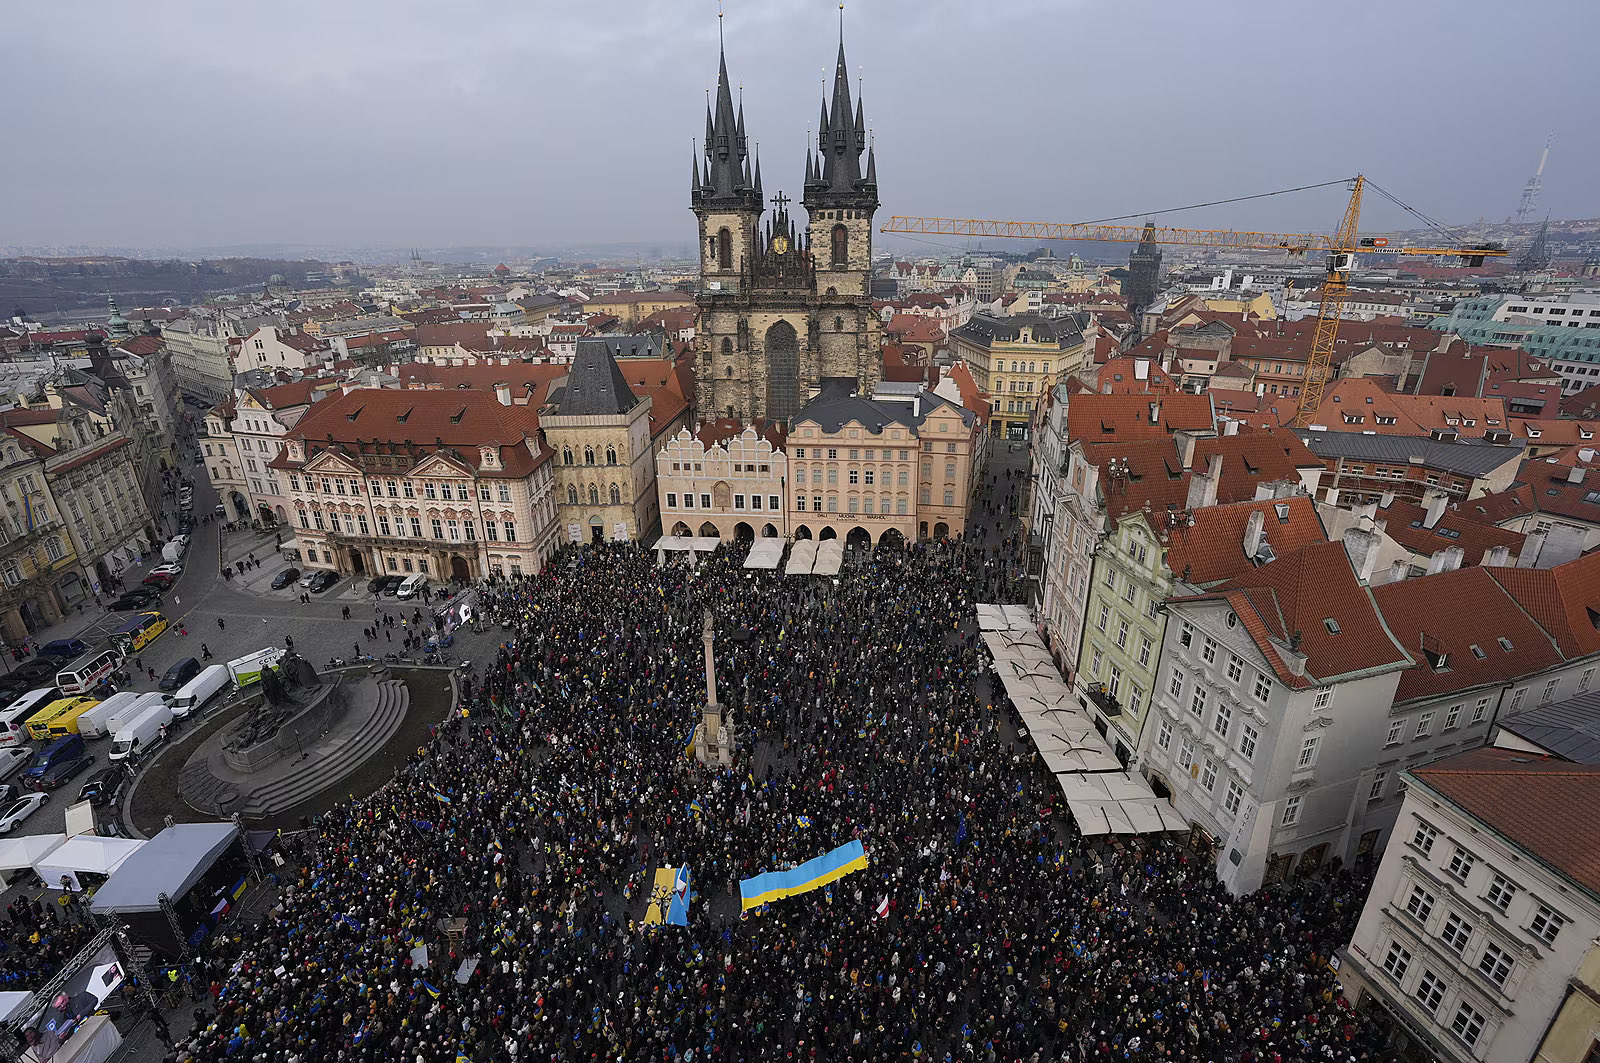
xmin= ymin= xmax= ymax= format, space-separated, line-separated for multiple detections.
xmin=1138 ymin=541 xmax=1414 ymax=894
xmin=657 ymin=426 xmax=788 ymax=541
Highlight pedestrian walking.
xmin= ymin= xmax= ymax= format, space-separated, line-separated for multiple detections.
xmin=217 ymin=617 xmax=225 ymax=631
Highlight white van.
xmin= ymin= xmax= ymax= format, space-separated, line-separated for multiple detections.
xmin=109 ymin=702 xmax=174 ymax=762
xmin=76 ymin=690 xmax=144 ymax=739
xmin=0 ymin=688 xmax=61 ymax=747
xmin=166 ymin=665 xmax=229 ymax=719
xmin=397 ymin=573 xmax=427 ymax=599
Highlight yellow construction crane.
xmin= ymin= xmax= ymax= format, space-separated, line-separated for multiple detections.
xmin=881 ymin=175 xmax=1507 ymax=428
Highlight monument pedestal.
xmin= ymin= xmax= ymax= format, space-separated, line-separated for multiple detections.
xmin=692 ymin=608 xmax=736 ymax=767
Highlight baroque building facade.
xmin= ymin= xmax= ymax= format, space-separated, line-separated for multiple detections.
xmin=692 ymin=35 xmax=881 ymax=425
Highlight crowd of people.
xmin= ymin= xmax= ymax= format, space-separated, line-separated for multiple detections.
xmin=155 ymin=538 xmax=1381 ymax=1062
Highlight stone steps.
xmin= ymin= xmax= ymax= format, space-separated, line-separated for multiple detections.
xmin=232 ymin=680 xmax=409 ymax=818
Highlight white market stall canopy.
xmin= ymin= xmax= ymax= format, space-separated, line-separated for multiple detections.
xmin=976 ymin=603 xmax=1035 ymax=632
xmin=652 ymin=536 xmax=722 ymax=566
xmin=812 ymin=539 xmax=845 ymax=576
xmin=743 ymin=538 xmax=786 ymax=570
xmin=785 ymin=539 xmax=819 ymax=576
xmin=0 ymin=834 xmax=67 ymax=871
xmin=34 ymin=836 xmax=144 ymax=892
xmin=1057 ymin=772 xmax=1189 ymax=835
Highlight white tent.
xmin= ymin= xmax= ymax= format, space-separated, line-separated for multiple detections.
xmin=812 ymin=540 xmax=845 ymax=576
xmin=784 ymin=539 xmax=819 ymax=576
xmin=33 ymin=836 xmax=144 ymax=892
xmin=652 ymin=535 xmax=721 ymax=567
xmin=743 ymin=539 xmax=785 ymax=570
xmin=0 ymin=834 xmax=67 ymax=871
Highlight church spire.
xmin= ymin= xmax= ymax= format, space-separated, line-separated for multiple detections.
xmin=694 ymin=28 xmax=759 ymax=209
xmin=805 ymin=10 xmax=875 ymax=205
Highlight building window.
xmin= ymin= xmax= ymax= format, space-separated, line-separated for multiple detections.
xmin=1223 ymin=779 xmax=1243 ymax=816
xmin=409 ymin=517 xmax=423 ymax=538
xmin=503 ymin=522 xmax=516 ymax=542
xmin=1415 ymin=712 xmax=1434 ymax=739
xmin=1226 ymin=655 xmax=1243 ymax=682
xmin=1213 ymin=703 xmax=1232 ymax=740
xmin=402 ymin=481 xmax=415 ymax=499
xmin=666 ymin=493 xmax=677 ymax=508
xmin=1115 ymin=619 xmax=1130 ymax=648
xmin=1239 ymin=723 xmax=1258 ymax=761
xmin=1252 ymin=674 xmax=1271 ymax=702
xmin=357 ymin=514 xmax=369 ymax=535
xmin=1413 ymin=969 xmax=1446 ymax=1015
xmin=423 ymin=482 xmax=436 ymax=500
xmin=1412 ymin=820 xmax=1440 ymax=855
xmin=1168 ymin=669 xmax=1183 ymax=699
xmin=1381 ymin=941 xmax=1411 ymax=982
xmin=1138 ymin=636 xmax=1153 ymax=667
xmin=773 ymin=495 xmax=783 ymax=511
xmin=1097 ymin=603 xmax=1110 ymax=632
xmin=1510 ymin=687 xmax=1527 ymax=712
xmin=1471 ymin=696 xmax=1490 ymax=724
xmin=1156 ymin=720 xmax=1172 ymax=750
xmin=1280 ymin=796 xmax=1302 ymax=826
xmin=378 ymin=515 xmax=391 ymax=536
xmin=1440 ymin=912 xmax=1473 ymax=954
xmin=1444 ymin=703 xmax=1461 ymax=730
xmin=312 ymin=510 xmax=324 ymax=530
xmin=1178 ymin=621 xmax=1192 ymax=647
xmin=1189 ymin=688 xmax=1207 ymax=720
xmin=1200 ymin=759 xmax=1217 ymax=792
xmin=1450 ymin=1002 xmax=1486 ymax=1049
xmin=1201 ymin=637 xmax=1217 ymax=664
xmin=1386 ymin=719 xmax=1404 ymax=746
xmin=1405 ymin=885 xmax=1436 ymax=923
xmin=431 ymin=518 xmax=443 ymax=539
xmin=700 ymin=494 xmax=712 ymax=509
xmin=1369 ymin=770 xmax=1388 ymax=802
xmin=1446 ymin=846 xmax=1476 ymax=883
xmin=1178 ymin=739 xmax=1195 ymax=771
xmin=1484 ymin=874 xmax=1517 ymax=913
xmin=1297 ymin=736 xmax=1320 ymax=769
xmin=1530 ymin=903 xmax=1566 ymax=944
xmin=486 ymin=521 xmax=498 ymax=541
xmin=1477 ymin=943 xmax=1514 ymax=987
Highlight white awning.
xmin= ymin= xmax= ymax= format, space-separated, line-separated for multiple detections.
xmin=0 ymin=833 xmax=68 ymax=871
xmin=743 ymin=539 xmax=786 ymax=570
xmin=785 ymin=539 xmax=819 ymax=576
xmin=812 ymin=539 xmax=845 ymax=576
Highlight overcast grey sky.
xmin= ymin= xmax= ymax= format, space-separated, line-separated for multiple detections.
xmin=5 ymin=0 xmax=1595 ymax=254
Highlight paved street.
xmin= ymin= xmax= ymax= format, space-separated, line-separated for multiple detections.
xmin=2 ymin=455 xmax=491 ymax=844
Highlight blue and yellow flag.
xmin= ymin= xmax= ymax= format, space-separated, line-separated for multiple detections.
xmin=423 ymin=981 xmax=441 ymax=999
xmin=794 ymin=815 xmax=812 ymax=829
xmin=738 ymin=840 xmax=868 ymax=911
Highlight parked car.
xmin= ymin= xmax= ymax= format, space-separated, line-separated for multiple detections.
xmin=271 ymin=568 xmax=301 ymax=590
xmin=307 ymin=570 xmax=340 ymax=593
xmin=11 ymin=660 xmax=59 ymax=685
xmin=77 ymin=764 xmax=127 ymax=808
xmin=37 ymin=638 xmax=90 ymax=661
xmin=110 ymin=590 xmax=161 ymax=611
xmin=159 ymin=657 xmax=202 ymax=692
xmin=0 ymin=747 xmax=29 ymax=781
xmin=0 ymin=792 xmax=47 ymax=834
xmin=368 ymin=575 xmax=402 ymax=596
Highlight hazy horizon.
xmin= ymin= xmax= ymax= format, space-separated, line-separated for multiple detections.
xmin=5 ymin=1 xmax=1596 ymax=253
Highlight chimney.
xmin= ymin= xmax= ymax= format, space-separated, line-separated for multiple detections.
xmin=1483 ymin=544 xmax=1511 ymax=567
xmin=1222 ymin=418 xmax=1240 ymax=436
xmin=1342 ymin=527 xmax=1382 ymax=584
xmin=1282 ymin=634 xmax=1309 ymax=678
xmin=1148 ymin=401 xmax=1161 ymax=425
xmin=493 ymin=381 xmax=512 ymax=406
xmin=1185 ymin=453 xmax=1223 ymax=510
xmin=1378 ymin=490 xmax=1395 ymax=508
xmin=1518 ymin=530 xmax=1546 ymax=568
xmin=1243 ymin=509 xmax=1266 ymax=560
xmin=1385 ymin=558 xmax=1409 ymax=584
xmin=1580 ymin=447 xmax=1596 ymax=463
xmin=1323 ymin=487 xmax=1341 ymax=507
xmin=1422 ymin=489 xmax=1449 ymax=530
xmin=1175 ymin=430 xmax=1199 ymax=468
xmin=1254 ymin=482 xmax=1274 ymax=501
xmin=1426 ymin=546 xmax=1465 ymax=575
xmin=1566 ymin=465 xmax=1586 ymax=484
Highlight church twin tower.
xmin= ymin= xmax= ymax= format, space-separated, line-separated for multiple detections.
xmin=691 ymin=29 xmax=881 ymax=424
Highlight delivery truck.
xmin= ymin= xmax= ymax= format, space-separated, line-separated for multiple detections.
xmin=166 ymin=664 xmax=230 ymax=719
xmin=76 ymin=690 xmax=144 ymax=739
xmin=109 ymin=701 xmax=174 ymax=762
xmin=227 ymin=647 xmax=285 ymax=688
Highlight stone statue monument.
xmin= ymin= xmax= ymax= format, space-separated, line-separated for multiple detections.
xmin=695 ymin=608 xmax=735 ymax=767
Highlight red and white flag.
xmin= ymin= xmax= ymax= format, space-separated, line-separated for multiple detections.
xmin=874 ymin=895 xmax=889 ymax=919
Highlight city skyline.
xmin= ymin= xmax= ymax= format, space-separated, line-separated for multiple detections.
xmin=3 ymin=1 xmax=1597 ymax=252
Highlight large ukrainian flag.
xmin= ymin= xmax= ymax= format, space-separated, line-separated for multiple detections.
xmin=738 ymin=840 xmax=868 ymax=911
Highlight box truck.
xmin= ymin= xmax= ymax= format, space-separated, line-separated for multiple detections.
xmin=166 ymin=664 xmax=230 ymax=719
xmin=227 ymin=647 xmax=285 ymax=688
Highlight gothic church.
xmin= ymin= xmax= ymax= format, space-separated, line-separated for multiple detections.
xmin=692 ymin=31 xmax=881 ymax=424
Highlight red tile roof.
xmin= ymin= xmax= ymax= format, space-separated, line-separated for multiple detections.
xmin=1374 ymin=567 xmax=1564 ymax=702
xmin=1486 ymin=551 xmax=1600 ymax=658
xmin=277 ymin=388 xmax=548 ymax=477
xmin=1164 ymin=496 xmax=1328 ymax=587
xmin=1183 ymin=540 xmax=1411 ymax=688
xmin=1065 ymin=393 xmax=1214 ymax=444
xmin=1374 ymin=496 xmax=1527 ymax=566
xmin=1411 ymin=747 xmax=1600 ymax=896
xmin=1315 ymin=376 xmax=1507 ymax=435
xmin=1095 ymin=356 xmax=1178 ymax=395
xmin=1467 ymin=457 xmax=1600 ymax=529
